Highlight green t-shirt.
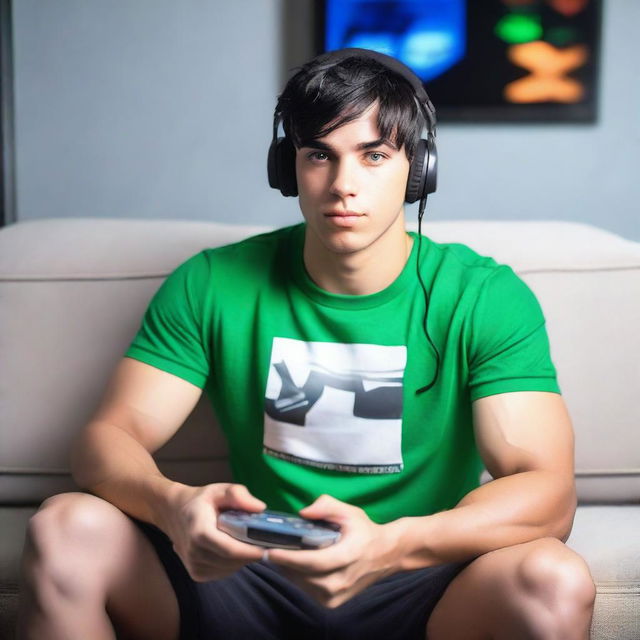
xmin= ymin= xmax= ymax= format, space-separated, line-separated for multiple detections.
xmin=125 ymin=223 xmax=560 ymax=523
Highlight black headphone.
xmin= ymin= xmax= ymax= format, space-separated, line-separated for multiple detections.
xmin=267 ymin=48 xmax=438 ymax=204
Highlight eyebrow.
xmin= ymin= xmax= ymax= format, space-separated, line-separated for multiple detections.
xmin=300 ymin=137 xmax=398 ymax=152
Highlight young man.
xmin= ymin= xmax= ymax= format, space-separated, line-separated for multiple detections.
xmin=18 ymin=49 xmax=596 ymax=639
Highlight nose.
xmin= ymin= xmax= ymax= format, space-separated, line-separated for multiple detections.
xmin=329 ymin=157 xmax=358 ymax=199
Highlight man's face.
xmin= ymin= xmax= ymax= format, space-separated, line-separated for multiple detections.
xmin=295 ymin=104 xmax=411 ymax=258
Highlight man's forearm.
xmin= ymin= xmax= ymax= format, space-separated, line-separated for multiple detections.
xmin=390 ymin=470 xmax=576 ymax=571
xmin=70 ymin=421 xmax=185 ymax=529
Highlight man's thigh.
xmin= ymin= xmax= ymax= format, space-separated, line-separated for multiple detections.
xmin=426 ymin=537 xmax=596 ymax=640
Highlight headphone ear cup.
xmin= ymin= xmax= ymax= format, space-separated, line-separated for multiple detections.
xmin=424 ymin=135 xmax=437 ymax=196
xmin=268 ymin=136 xmax=298 ymax=197
xmin=405 ymin=137 xmax=437 ymax=203
xmin=267 ymin=137 xmax=280 ymax=190
xmin=405 ymin=139 xmax=428 ymax=204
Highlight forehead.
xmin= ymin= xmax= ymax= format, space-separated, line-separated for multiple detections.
xmin=302 ymin=105 xmax=386 ymax=148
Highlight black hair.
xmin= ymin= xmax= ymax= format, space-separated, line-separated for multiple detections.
xmin=276 ymin=55 xmax=425 ymax=160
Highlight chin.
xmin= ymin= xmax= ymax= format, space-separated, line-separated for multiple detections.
xmin=319 ymin=231 xmax=375 ymax=256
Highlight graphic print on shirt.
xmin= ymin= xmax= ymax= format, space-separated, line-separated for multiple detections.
xmin=264 ymin=337 xmax=407 ymax=473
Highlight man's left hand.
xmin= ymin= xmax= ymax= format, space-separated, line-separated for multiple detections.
xmin=266 ymin=494 xmax=401 ymax=608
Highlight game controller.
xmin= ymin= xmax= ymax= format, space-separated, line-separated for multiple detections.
xmin=217 ymin=509 xmax=341 ymax=549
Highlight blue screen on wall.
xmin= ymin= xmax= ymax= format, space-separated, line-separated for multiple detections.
xmin=319 ymin=0 xmax=602 ymax=123
xmin=326 ymin=0 xmax=466 ymax=84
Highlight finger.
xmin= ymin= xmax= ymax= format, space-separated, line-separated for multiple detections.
xmin=204 ymin=527 xmax=266 ymax=562
xmin=217 ymin=484 xmax=266 ymax=513
xmin=275 ymin=567 xmax=351 ymax=609
xmin=298 ymin=494 xmax=352 ymax=523
xmin=187 ymin=516 xmax=266 ymax=563
xmin=267 ymin=545 xmax=346 ymax=574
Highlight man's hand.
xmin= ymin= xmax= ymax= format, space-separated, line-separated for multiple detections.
xmin=267 ymin=494 xmax=401 ymax=608
xmin=159 ymin=482 xmax=268 ymax=582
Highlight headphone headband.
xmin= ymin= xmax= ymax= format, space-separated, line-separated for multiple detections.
xmin=310 ymin=48 xmax=437 ymax=136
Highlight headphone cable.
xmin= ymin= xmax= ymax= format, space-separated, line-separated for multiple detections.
xmin=415 ymin=195 xmax=441 ymax=394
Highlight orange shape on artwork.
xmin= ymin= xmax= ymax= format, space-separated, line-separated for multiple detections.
xmin=505 ymin=41 xmax=588 ymax=103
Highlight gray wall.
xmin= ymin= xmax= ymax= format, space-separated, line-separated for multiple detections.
xmin=12 ymin=0 xmax=640 ymax=241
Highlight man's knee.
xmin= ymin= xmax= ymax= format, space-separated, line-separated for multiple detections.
xmin=27 ymin=492 xmax=117 ymax=553
xmin=517 ymin=537 xmax=596 ymax=619
xmin=23 ymin=492 xmax=122 ymax=595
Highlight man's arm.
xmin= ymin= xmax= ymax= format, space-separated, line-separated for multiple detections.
xmin=393 ymin=390 xmax=577 ymax=570
xmin=70 ymin=356 xmax=204 ymax=527
xmin=267 ymin=390 xmax=577 ymax=607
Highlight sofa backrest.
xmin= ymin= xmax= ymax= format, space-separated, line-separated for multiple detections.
xmin=1 ymin=218 xmax=639 ymax=505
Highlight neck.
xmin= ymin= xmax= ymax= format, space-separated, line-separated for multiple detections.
xmin=303 ymin=216 xmax=413 ymax=296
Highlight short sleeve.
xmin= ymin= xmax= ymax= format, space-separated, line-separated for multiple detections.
xmin=124 ymin=251 xmax=211 ymax=388
xmin=467 ymin=265 xmax=561 ymax=401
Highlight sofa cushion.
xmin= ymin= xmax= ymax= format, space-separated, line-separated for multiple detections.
xmin=0 ymin=217 xmax=271 ymax=279
xmin=0 ymin=506 xmax=33 ymax=640
xmin=1 ymin=219 xmax=639 ymax=504
xmin=566 ymin=505 xmax=640 ymax=639
xmin=0 ymin=219 xmax=256 ymax=503
xmin=417 ymin=221 xmax=640 ymax=502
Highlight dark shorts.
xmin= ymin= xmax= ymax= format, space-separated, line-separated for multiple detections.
xmin=134 ymin=519 xmax=470 ymax=640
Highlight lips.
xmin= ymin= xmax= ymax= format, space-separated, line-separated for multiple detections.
xmin=324 ymin=210 xmax=364 ymax=218
xmin=324 ymin=210 xmax=365 ymax=228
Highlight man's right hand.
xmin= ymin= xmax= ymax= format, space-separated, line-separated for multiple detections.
xmin=159 ymin=482 xmax=267 ymax=582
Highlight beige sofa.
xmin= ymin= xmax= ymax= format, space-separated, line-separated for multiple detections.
xmin=1 ymin=217 xmax=638 ymax=639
